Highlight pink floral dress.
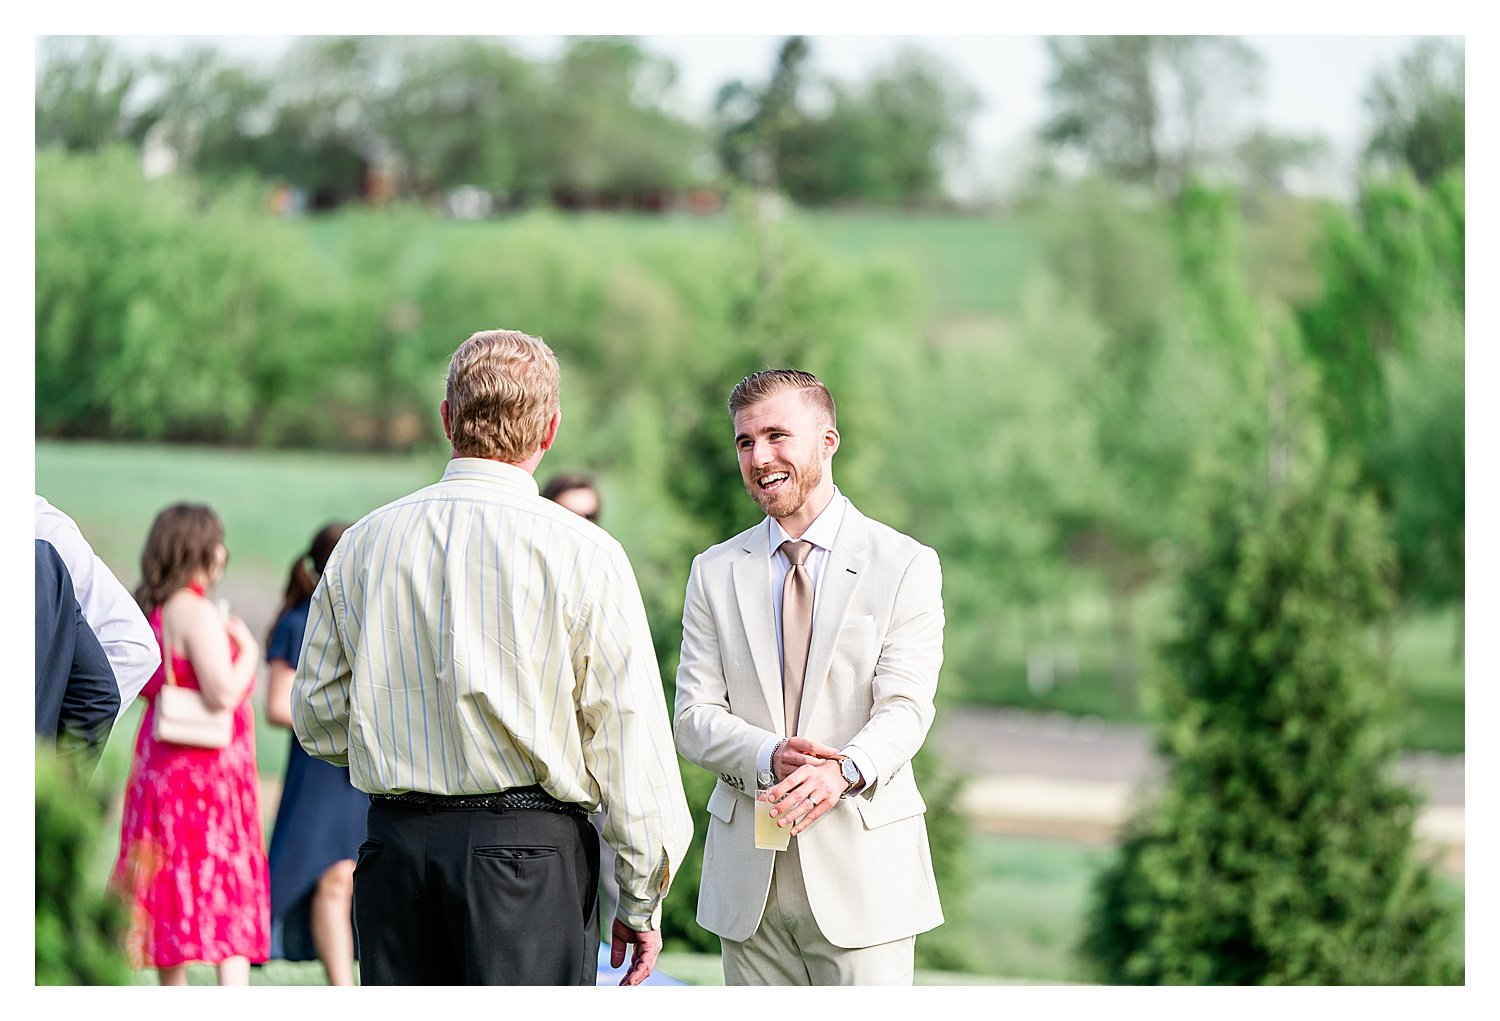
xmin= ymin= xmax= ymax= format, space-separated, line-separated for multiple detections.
xmin=111 ymin=585 xmax=270 ymax=968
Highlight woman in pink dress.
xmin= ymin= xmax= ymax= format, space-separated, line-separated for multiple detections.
xmin=111 ymin=503 xmax=269 ymax=984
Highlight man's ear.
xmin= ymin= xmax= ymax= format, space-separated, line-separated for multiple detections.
xmin=823 ymin=426 xmax=841 ymax=459
xmin=440 ymin=400 xmax=453 ymax=442
xmin=540 ymin=410 xmax=561 ymax=452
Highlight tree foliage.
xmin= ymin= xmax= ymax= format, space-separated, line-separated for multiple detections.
xmin=1042 ymin=36 xmax=1265 ymax=199
xmin=1296 ymin=168 xmax=1464 ymax=608
xmin=776 ymin=47 xmax=980 ymax=206
xmin=1080 ymin=465 xmax=1462 ymax=984
xmin=36 ymin=34 xmax=981 ymax=210
xmin=1363 ymin=38 xmax=1464 ymax=185
xmin=36 ymin=35 xmax=710 ymax=209
xmin=35 ymin=36 xmax=139 ymax=151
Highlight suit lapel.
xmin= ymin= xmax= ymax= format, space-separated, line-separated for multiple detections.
xmin=797 ymin=504 xmax=869 ymax=733
xmin=731 ymin=521 xmax=786 ymax=732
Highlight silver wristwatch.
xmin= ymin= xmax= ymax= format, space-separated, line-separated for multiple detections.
xmin=839 ymin=757 xmax=862 ymax=797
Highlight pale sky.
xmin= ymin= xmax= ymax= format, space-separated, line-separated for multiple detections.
xmin=95 ymin=32 xmax=1451 ymax=198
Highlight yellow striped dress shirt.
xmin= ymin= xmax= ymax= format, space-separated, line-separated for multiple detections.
xmin=291 ymin=457 xmax=692 ymax=930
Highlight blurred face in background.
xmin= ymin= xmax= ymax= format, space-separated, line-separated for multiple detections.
xmin=553 ymin=486 xmax=600 ymax=523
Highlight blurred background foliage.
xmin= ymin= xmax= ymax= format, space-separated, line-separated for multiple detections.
xmin=35 ymin=33 xmax=1463 ymax=981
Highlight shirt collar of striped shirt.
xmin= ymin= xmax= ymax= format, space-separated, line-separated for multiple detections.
xmin=441 ymin=457 xmax=541 ymax=495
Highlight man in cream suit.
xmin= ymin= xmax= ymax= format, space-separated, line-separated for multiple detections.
xmin=674 ymin=369 xmax=944 ymax=985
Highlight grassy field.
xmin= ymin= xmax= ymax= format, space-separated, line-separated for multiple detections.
xmin=35 ymin=439 xmax=442 ymax=579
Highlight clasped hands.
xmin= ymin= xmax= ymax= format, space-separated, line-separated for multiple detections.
xmin=765 ymin=735 xmax=848 ymax=837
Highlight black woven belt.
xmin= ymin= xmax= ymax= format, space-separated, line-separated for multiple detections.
xmin=371 ymin=784 xmax=586 ymax=816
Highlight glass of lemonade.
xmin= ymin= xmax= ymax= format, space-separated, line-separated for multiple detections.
xmin=754 ymin=792 xmax=791 ymax=851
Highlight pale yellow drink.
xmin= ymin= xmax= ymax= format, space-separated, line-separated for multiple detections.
xmin=754 ymin=794 xmax=791 ymax=850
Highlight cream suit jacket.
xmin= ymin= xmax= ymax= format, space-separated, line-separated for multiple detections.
xmin=674 ymin=501 xmax=945 ymax=948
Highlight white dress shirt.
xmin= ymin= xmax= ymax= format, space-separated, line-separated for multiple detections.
xmin=755 ymin=488 xmax=877 ymax=794
xmin=34 ymin=494 xmax=160 ymax=719
xmin=291 ymin=457 xmax=692 ymax=930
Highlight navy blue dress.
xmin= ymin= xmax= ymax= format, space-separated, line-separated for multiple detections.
xmin=266 ymin=600 xmax=369 ymax=961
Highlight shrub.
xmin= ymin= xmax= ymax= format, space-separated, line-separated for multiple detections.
xmin=1079 ymin=464 xmax=1462 ymax=984
xmin=35 ymin=747 xmax=132 ymax=985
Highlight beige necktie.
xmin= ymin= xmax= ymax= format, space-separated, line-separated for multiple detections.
xmin=779 ymin=539 xmax=815 ymax=736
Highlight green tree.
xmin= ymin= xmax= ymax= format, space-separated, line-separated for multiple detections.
xmin=1043 ymin=36 xmax=1264 ymax=198
xmin=34 ymin=146 xmax=349 ymax=446
xmin=35 ymin=35 xmax=140 ymax=151
xmin=1233 ymin=126 xmax=1331 ymax=195
xmin=538 ymin=36 xmax=705 ymax=201
xmin=713 ymin=35 xmax=813 ymax=192
xmin=779 ymin=46 xmax=979 ymax=207
xmin=379 ymin=37 xmax=543 ymax=201
xmin=1027 ymin=180 xmax=1198 ymax=704
xmin=1363 ymin=38 xmax=1464 ymax=185
xmin=261 ymin=36 xmax=399 ymax=205
xmin=1377 ymin=302 xmax=1464 ymax=649
xmin=1080 ymin=464 xmax=1462 ymax=984
xmin=129 ymin=46 xmax=277 ymax=185
xmin=1297 ymin=168 xmax=1464 ymax=619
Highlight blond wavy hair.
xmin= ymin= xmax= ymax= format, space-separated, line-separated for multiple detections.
xmin=445 ymin=329 xmax=561 ymax=461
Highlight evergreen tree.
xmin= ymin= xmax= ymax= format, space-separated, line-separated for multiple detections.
xmin=1079 ymin=463 xmax=1461 ymax=984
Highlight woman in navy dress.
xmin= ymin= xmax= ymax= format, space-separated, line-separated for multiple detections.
xmin=264 ymin=522 xmax=366 ymax=985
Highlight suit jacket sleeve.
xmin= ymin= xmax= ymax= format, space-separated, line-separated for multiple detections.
xmin=35 ymin=540 xmax=119 ymax=761
xmin=847 ymin=544 xmax=944 ymax=796
xmin=673 ymin=553 xmax=773 ymax=793
xmin=60 ymin=595 xmax=120 ymax=758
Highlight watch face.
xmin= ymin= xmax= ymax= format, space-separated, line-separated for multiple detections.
xmin=842 ymin=759 xmax=859 ymax=785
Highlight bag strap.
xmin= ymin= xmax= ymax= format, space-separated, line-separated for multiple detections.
xmin=161 ymin=591 xmax=185 ymax=688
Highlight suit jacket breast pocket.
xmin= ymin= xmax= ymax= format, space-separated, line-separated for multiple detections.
xmin=836 ymin=615 xmax=877 ymax=649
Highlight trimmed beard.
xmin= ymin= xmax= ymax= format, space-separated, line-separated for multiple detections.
xmin=747 ymin=451 xmax=824 ymax=520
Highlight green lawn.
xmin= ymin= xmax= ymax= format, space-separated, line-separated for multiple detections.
xmin=792 ymin=210 xmax=1034 ymax=317
xmin=35 ymin=438 xmax=442 ymax=579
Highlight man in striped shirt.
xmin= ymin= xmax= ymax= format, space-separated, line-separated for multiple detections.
xmin=292 ymin=329 xmax=693 ymax=985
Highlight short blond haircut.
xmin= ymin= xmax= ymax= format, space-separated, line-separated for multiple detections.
xmin=445 ymin=329 xmax=561 ymax=461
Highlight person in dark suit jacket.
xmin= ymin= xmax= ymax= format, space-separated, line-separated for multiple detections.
xmin=36 ymin=539 xmax=119 ymax=769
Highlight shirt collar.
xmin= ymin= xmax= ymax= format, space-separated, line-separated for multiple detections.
xmin=441 ymin=457 xmax=541 ymax=496
xmin=767 ymin=487 xmax=847 ymax=557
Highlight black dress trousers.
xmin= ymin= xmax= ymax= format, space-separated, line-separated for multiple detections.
xmin=354 ymin=798 xmax=600 ymax=985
